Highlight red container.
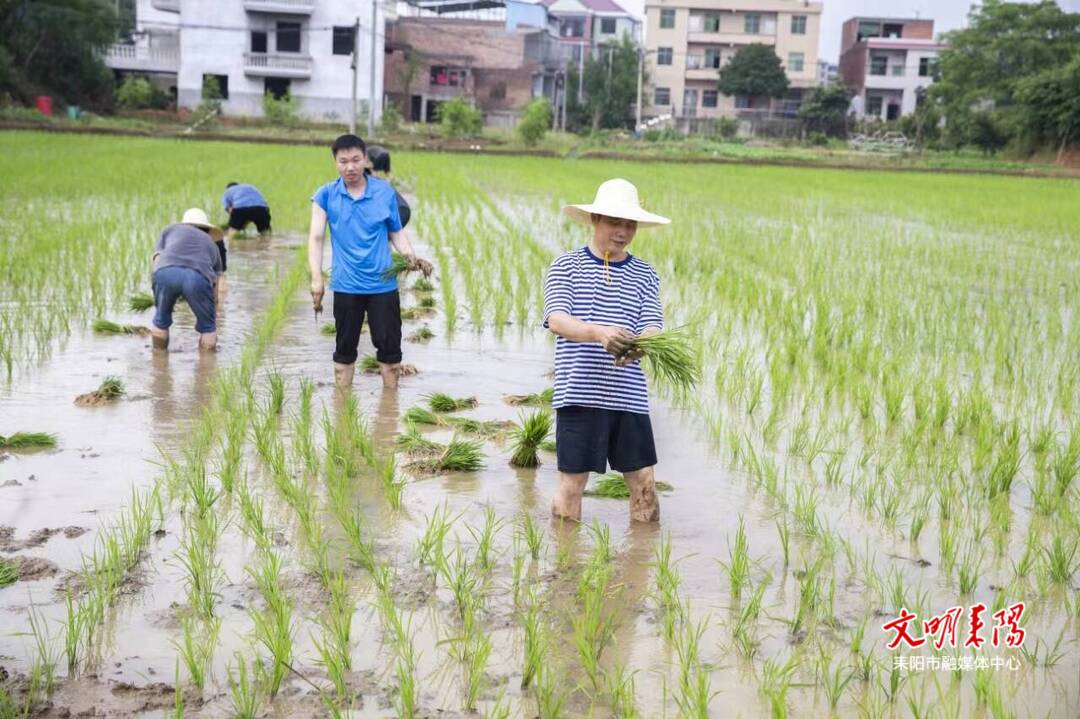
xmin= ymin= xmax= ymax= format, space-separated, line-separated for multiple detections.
xmin=34 ymin=95 xmax=53 ymax=116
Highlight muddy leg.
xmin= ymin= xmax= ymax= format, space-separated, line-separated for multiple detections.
xmin=151 ymin=326 xmax=169 ymax=350
xmin=198 ymin=331 xmax=217 ymax=351
xmin=624 ymin=466 xmax=659 ymax=522
xmin=334 ymin=361 xmax=355 ymax=390
xmin=379 ymin=362 xmax=400 ymax=390
xmin=551 ymin=472 xmax=588 ymax=521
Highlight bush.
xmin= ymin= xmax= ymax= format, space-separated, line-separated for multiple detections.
xmin=115 ymin=76 xmax=168 ymax=110
xmin=380 ymin=102 xmax=402 ymax=133
xmin=517 ymin=98 xmax=551 ymax=146
xmin=262 ymin=92 xmax=300 ymax=128
xmin=716 ymin=116 xmax=739 ymax=139
xmin=191 ymin=75 xmax=222 ymax=128
xmin=437 ymin=97 xmax=483 ymax=138
xmin=643 ymin=127 xmax=681 ymax=142
xmin=807 ymin=131 xmax=828 ymax=146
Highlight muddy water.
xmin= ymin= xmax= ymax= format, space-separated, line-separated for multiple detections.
xmin=2 ymin=234 xmax=1077 ymax=717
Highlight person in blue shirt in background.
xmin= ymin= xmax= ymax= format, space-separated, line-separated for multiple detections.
xmin=222 ymin=181 xmax=272 ymax=252
xmin=308 ymin=134 xmax=433 ymax=390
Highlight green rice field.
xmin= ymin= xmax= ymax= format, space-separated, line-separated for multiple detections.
xmin=1 ymin=130 xmax=1079 ymax=717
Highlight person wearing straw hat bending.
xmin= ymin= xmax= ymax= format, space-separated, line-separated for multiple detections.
xmin=149 ymin=208 xmax=224 ymax=351
xmin=543 ymin=178 xmax=670 ymax=523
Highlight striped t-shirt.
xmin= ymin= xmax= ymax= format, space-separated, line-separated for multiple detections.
xmin=543 ymin=246 xmax=664 ymax=415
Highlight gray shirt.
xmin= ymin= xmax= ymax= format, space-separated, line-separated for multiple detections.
xmin=154 ymin=223 xmax=222 ymax=285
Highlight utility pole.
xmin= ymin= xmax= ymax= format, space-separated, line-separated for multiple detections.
xmin=635 ymin=47 xmax=643 ymax=134
xmin=368 ymin=0 xmax=377 ymax=137
xmin=577 ymin=42 xmax=585 ymax=103
xmin=560 ymin=69 xmax=567 ymax=131
xmin=350 ymin=16 xmax=359 ymax=134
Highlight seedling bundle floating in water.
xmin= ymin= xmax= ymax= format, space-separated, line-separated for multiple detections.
xmin=625 ymin=327 xmax=701 ymax=391
xmin=93 ymin=319 xmax=150 ymax=336
xmin=75 ymin=376 xmax=126 ymax=406
xmin=0 ymin=432 xmax=57 ymax=450
xmin=426 ymin=393 xmax=479 ymax=412
xmin=509 ymin=409 xmax=553 ymax=468
xmin=584 ymin=471 xmax=674 ymax=498
xmin=504 ymin=388 xmax=554 ymax=406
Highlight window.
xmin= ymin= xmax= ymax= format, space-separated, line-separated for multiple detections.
xmin=866 ymin=94 xmax=883 ymax=117
xmin=704 ymin=13 xmax=719 ymax=32
xmin=735 ymin=95 xmax=750 ymax=109
xmin=702 ymin=90 xmax=718 ymax=108
xmin=870 ymin=55 xmax=888 ymax=76
xmin=891 ymin=63 xmax=904 ymax=76
xmin=744 ymin=13 xmax=760 ymax=34
xmin=857 ymin=21 xmax=880 ymax=42
xmin=332 ymin=26 xmax=355 ymax=56
xmin=790 ymin=15 xmax=806 ymax=34
xmin=788 ymin=52 xmax=804 ymax=72
xmin=660 ymin=8 xmax=675 ymax=29
xmin=560 ymin=18 xmax=584 ymax=37
xmin=919 ymin=57 xmax=937 ymax=77
xmin=704 ymin=48 xmax=721 ymax=68
xmin=264 ymin=77 xmax=289 ymax=100
xmin=654 ymin=87 xmax=670 ymax=105
xmin=883 ymin=23 xmax=903 ymax=38
xmin=657 ymin=47 xmax=673 ymax=65
xmin=600 ymin=17 xmax=616 ymax=34
xmin=430 ymin=66 xmax=467 ymax=87
xmin=251 ymin=31 xmax=267 ymax=54
xmin=489 ymin=82 xmax=506 ymax=100
xmin=276 ymin=21 xmax=300 ymax=53
xmin=202 ymin=73 xmax=228 ymax=99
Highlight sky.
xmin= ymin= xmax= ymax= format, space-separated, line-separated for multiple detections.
xmin=614 ymin=0 xmax=1080 ymax=64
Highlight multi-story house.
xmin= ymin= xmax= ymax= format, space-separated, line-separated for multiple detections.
xmin=545 ymin=0 xmax=641 ymax=51
xmin=643 ymin=0 xmax=821 ymax=122
xmin=838 ymin=17 xmax=943 ymax=120
xmin=105 ymin=0 xmax=387 ymax=121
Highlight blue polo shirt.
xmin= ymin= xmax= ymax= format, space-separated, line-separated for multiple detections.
xmin=222 ymin=183 xmax=268 ymax=210
xmin=312 ymin=176 xmax=403 ymax=295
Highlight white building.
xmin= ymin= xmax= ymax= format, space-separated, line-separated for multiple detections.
xmin=839 ymin=17 xmax=943 ymax=120
xmin=105 ymin=0 xmax=388 ymax=122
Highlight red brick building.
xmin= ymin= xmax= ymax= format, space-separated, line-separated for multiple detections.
xmin=384 ymin=17 xmax=552 ymax=128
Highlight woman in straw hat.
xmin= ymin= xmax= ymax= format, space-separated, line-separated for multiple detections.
xmin=149 ymin=208 xmax=224 ymax=351
xmin=543 ymin=178 xmax=670 ymax=523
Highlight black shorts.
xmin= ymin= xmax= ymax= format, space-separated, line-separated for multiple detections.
xmin=215 ymin=239 xmax=227 ymax=272
xmin=555 ymin=405 xmax=657 ymax=474
xmin=332 ymin=290 xmax=402 ymax=365
xmin=228 ymin=205 xmax=272 ymax=232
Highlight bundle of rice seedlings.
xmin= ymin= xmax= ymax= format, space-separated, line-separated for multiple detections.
xmin=0 ymin=432 xmax=58 ymax=450
xmin=360 ymin=355 xmax=381 ymax=373
xmin=407 ymin=326 xmax=435 ymax=343
xmin=445 ymin=416 xmax=511 ymax=438
xmin=583 ymin=472 xmax=674 ymax=499
xmin=504 ymin=388 xmax=555 ymax=406
xmin=404 ymin=406 xmax=442 ymax=426
xmin=320 ymin=322 xmax=337 ymax=336
xmin=401 ymin=306 xmax=424 ymax=321
xmin=427 ymin=393 xmax=478 ymax=412
xmin=419 ymin=296 xmax=436 ymax=310
xmin=0 ymin=558 xmax=17 ymax=588
xmin=410 ymin=436 xmax=484 ymax=474
xmin=395 ymin=424 xmax=442 ymax=455
xmin=540 ymin=439 xmax=556 ymax=452
xmin=128 ymin=292 xmax=154 ymax=312
xmin=413 ymin=278 xmax=434 ymax=292
xmin=625 ymin=328 xmax=701 ymax=391
xmin=97 ymin=376 xmax=126 ymax=399
xmin=93 ymin=319 xmax=150 ymax=336
xmin=381 ymin=252 xmax=412 ymax=281
xmin=509 ymin=410 xmax=553 ymax=468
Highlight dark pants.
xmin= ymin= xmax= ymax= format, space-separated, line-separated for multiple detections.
xmin=555 ymin=405 xmax=658 ymax=474
xmin=152 ymin=266 xmax=216 ymax=333
xmin=228 ymin=205 xmax=271 ymax=233
xmin=332 ymin=290 xmax=402 ymax=365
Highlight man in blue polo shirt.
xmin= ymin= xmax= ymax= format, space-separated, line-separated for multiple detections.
xmin=308 ymin=134 xmax=433 ymax=390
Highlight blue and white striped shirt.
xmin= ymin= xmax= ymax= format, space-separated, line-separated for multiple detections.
xmin=543 ymin=247 xmax=664 ymax=415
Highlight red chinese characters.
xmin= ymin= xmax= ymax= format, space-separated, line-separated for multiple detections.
xmin=882 ymin=602 xmax=1026 ymax=650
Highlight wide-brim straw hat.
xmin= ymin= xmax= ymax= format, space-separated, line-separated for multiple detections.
xmin=181 ymin=207 xmax=223 ymax=241
xmin=562 ymin=178 xmax=670 ymax=228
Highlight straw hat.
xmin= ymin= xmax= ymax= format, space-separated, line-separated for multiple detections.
xmin=562 ymin=178 xmax=670 ymax=228
xmin=181 ymin=207 xmax=223 ymax=241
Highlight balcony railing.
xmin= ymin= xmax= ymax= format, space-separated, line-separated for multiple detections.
xmin=104 ymin=44 xmax=179 ymax=73
xmin=243 ymin=0 xmax=315 ymax=14
xmin=243 ymin=52 xmax=313 ymax=78
xmin=151 ymin=0 xmax=179 ymax=11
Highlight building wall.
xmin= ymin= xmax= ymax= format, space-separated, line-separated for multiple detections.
xmin=644 ymin=0 xmax=822 ymax=121
xmin=592 ymin=15 xmax=640 ymax=43
xmin=164 ymin=0 xmax=383 ymax=120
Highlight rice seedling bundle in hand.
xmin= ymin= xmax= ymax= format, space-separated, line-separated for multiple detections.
xmin=426 ymin=393 xmax=479 ymax=412
xmin=128 ymin=292 xmax=154 ymax=312
xmin=381 ymin=253 xmax=412 ymax=281
xmin=0 ymin=432 xmax=57 ymax=450
xmin=504 ymin=388 xmax=554 ymax=406
xmin=509 ymin=410 xmax=553 ymax=468
xmin=93 ymin=319 xmax=150 ymax=336
xmin=626 ymin=328 xmax=700 ymax=391
xmin=584 ymin=472 xmax=674 ymax=498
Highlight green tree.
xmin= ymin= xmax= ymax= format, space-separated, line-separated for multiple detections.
xmin=437 ymin=97 xmax=483 ymax=138
xmin=797 ymin=82 xmax=851 ymax=137
xmin=717 ymin=44 xmax=789 ymax=105
xmin=0 ymin=0 xmax=120 ymax=108
xmin=517 ymin=98 xmax=551 ymax=146
xmin=580 ymin=36 xmax=642 ymax=132
xmin=1015 ymin=54 xmax=1080 ymax=161
xmin=931 ymin=0 xmax=1080 ymax=149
